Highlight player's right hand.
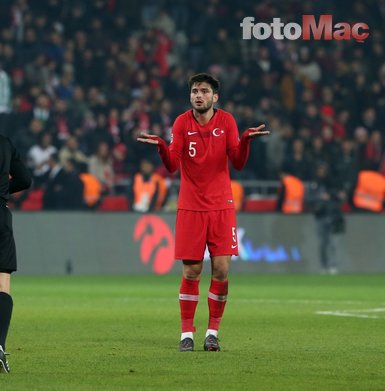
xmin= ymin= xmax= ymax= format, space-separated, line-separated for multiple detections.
xmin=137 ymin=133 xmax=161 ymax=145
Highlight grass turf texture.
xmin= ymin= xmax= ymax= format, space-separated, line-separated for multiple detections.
xmin=0 ymin=274 xmax=384 ymax=391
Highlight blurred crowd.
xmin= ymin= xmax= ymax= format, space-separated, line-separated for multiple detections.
xmin=0 ymin=0 xmax=384 ymax=209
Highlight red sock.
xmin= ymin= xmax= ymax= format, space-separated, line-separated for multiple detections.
xmin=179 ymin=277 xmax=200 ymax=333
xmin=208 ymin=279 xmax=228 ymax=331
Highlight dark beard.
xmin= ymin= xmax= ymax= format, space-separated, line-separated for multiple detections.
xmin=192 ymin=101 xmax=213 ymax=114
xmin=194 ymin=106 xmax=211 ymax=114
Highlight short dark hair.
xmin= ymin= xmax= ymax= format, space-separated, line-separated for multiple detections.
xmin=188 ymin=73 xmax=220 ymax=94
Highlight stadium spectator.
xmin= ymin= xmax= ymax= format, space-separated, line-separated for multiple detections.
xmin=151 ymin=8 xmax=176 ymax=37
xmin=334 ymin=138 xmax=359 ymax=198
xmin=50 ymin=99 xmax=73 ymax=144
xmin=27 ymin=131 xmax=57 ymax=185
xmin=306 ymin=162 xmax=346 ymax=274
xmin=42 ymin=153 xmax=65 ymax=209
xmin=307 ymin=136 xmax=328 ymax=179
xmin=353 ymin=126 xmax=370 ymax=170
xmin=265 ymin=118 xmax=286 ymax=180
xmin=319 ymin=125 xmax=341 ymax=168
xmin=297 ymin=46 xmax=322 ymax=84
xmin=58 ymin=136 xmax=89 ymax=167
xmin=79 ymin=163 xmax=102 ymax=210
xmin=280 ymin=60 xmax=297 ymax=116
xmin=60 ymin=158 xmax=85 ymax=210
xmin=301 ymin=103 xmax=322 ymax=137
xmin=360 ymin=107 xmax=379 ymax=134
xmin=13 ymin=118 xmax=44 ymax=157
xmin=88 ymin=141 xmax=114 ymax=193
xmin=17 ymin=27 xmax=40 ymax=64
xmin=30 ymin=93 xmax=51 ymax=125
xmin=86 ymin=112 xmax=114 ymax=153
xmin=282 ymin=138 xmax=311 ymax=181
xmin=67 ymin=86 xmax=89 ymax=127
xmin=112 ymin=142 xmax=128 ymax=177
xmin=135 ymin=28 xmax=172 ymax=77
xmin=333 ymin=110 xmax=349 ymax=140
xmin=352 ymin=169 xmax=385 ymax=212
xmin=43 ymin=156 xmax=84 ymax=210
xmin=363 ymin=130 xmax=383 ymax=170
xmin=277 ymin=172 xmax=305 ymax=214
xmin=130 ymin=158 xmax=167 ymax=213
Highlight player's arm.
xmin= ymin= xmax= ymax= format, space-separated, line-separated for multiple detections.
xmin=227 ymin=115 xmax=269 ymax=170
xmin=8 ymin=138 xmax=32 ymax=193
xmin=137 ymin=118 xmax=184 ymax=173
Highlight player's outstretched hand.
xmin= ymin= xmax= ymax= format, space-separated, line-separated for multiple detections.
xmin=246 ymin=124 xmax=270 ymax=138
xmin=137 ymin=133 xmax=161 ymax=145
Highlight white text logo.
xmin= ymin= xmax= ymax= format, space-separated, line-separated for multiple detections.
xmin=240 ymin=15 xmax=369 ymax=43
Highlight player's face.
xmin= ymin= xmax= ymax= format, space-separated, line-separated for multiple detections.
xmin=190 ymin=82 xmax=218 ymax=113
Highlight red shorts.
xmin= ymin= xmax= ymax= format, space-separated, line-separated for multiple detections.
xmin=175 ymin=209 xmax=238 ymax=261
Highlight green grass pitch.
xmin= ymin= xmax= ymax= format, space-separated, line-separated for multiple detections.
xmin=0 ymin=274 xmax=384 ymax=390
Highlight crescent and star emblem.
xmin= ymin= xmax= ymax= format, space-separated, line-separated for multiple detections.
xmin=212 ymin=128 xmax=224 ymax=137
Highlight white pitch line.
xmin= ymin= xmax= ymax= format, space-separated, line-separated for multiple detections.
xmin=235 ymin=298 xmax=368 ymax=305
xmin=342 ymin=308 xmax=385 ymax=313
xmin=316 ymin=309 xmax=385 ymax=319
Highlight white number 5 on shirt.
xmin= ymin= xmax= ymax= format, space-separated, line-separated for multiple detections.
xmin=189 ymin=141 xmax=197 ymax=157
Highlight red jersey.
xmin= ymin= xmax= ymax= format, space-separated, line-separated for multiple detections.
xmin=157 ymin=109 xmax=252 ymax=211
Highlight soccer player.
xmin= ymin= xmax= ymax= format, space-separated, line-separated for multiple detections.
xmin=137 ymin=73 xmax=269 ymax=352
xmin=0 ymin=135 xmax=32 ymax=372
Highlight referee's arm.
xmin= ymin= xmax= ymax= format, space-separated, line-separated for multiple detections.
xmin=8 ymin=139 xmax=32 ymax=194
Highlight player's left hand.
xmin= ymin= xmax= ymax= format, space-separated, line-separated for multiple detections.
xmin=246 ymin=124 xmax=270 ymax=138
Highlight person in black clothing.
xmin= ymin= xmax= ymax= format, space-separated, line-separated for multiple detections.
xmin=43 ymin=156 xmax=85 ymax=210
xmin=42 ymin=153 xmax=65 ymax=210
xmin=306 ymin=162 xmax=346 ymax=274
xmin=0 ymin=135 xmax=31 ymax=373
xmin=61 ymin=159 xmax=85 ymax=210
xmin=282 ymin=138 xmax=311 ymax=181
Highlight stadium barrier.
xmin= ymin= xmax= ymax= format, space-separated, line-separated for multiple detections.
xmin=13 ymin=212 xmax=385 ymax=275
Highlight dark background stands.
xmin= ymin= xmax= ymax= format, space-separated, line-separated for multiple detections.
xmin=0 ymin=0 xmax=384 ymax=208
